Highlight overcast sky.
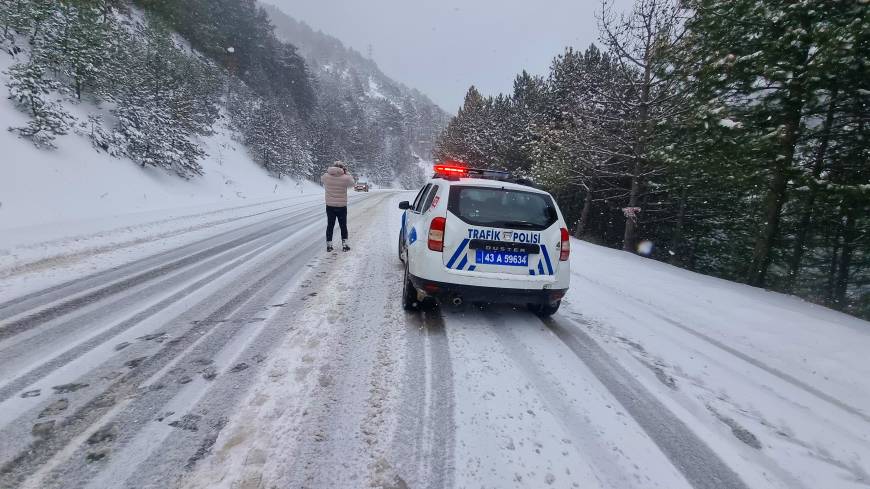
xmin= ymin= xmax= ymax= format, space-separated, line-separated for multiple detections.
xmin=266 ymin=0 xmax=633 ymax=112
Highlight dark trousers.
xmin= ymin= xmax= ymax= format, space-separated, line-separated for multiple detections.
xmin=326 ymin=206 xmax=348 ymax=241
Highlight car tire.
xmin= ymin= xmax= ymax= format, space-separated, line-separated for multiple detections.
xmin=528 ymin=300 xmax=560 ymax=317
xmin=402 ymin=262 xmax=419 ymax=311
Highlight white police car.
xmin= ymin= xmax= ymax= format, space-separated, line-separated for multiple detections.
xmin=398 ymin=162 xmax=570 ymax=316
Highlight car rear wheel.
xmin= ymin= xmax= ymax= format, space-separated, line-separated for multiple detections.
xmin=402 ymin=262 xmax=419 ymax=311
xmin=528 ymin=300 xmax=561 ymax=317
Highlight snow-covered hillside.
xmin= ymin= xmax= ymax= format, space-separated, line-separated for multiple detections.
xmin=0 ymin=51 xmax=321 ymax=233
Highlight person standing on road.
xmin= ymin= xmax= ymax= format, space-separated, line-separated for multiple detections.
xmin=321 ymin=161 xmax=355 ymax=252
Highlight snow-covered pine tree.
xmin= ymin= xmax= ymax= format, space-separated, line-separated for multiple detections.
xmin=435 ymin=85 xmax=492 ymax=167
xmin=1 ymin=0 xmax=33 ymax=40
xmin=504 ymin=70 xmax=546 ymax=173
xmin=44 ymin=2 xmax=112 ymax=100
xmin=6 ymin=60 xmax=72 ymax=148
xmin=109 ymin=20 xmax=214 ymax=177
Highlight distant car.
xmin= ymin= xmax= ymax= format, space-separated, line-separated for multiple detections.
xmin=354 ymin=182 xmax=370 ymax=192
xmin=398 ymin=162 xmax=570 ymax=316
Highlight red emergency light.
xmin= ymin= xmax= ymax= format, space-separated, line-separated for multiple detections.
xmin=433 ymin=161 xmax=468 ymax=177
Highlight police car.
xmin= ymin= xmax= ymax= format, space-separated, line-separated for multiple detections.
xmin=398 ymin=162 xmax=570 ymax=316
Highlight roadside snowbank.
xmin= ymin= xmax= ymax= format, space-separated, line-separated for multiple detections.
xmin=0 ymin=102 xmax=320 ymax=232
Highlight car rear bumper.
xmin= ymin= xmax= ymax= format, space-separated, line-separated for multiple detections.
xmin=409 ymin=274 xmax=567 ymax=305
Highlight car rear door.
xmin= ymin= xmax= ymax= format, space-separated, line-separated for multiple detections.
xmin=403 ymin=184 xmax=429 ymax=246
xmin=405 ymin=183 xmax=441 ymax=249
xmin=441 ymin=185 xmax=562 ymax=277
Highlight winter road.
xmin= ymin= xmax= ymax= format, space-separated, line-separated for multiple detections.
xmin=0 ymin=192 xmax=867 ymax=489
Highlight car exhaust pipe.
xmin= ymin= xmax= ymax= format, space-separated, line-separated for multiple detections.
xmin=451 ymin=296 xmax=463 ymax=306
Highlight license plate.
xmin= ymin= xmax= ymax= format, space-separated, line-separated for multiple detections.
xmin=475 ymin=250 xmax=528 ymax=267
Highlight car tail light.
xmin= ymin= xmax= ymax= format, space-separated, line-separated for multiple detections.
xmin=429 ymin=217 xmax=446 ymax=251
xmin=559 ymin=227 xmax=570 ymax=261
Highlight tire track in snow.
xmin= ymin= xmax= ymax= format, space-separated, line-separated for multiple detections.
xmin=0 ymin=239 xmax=270 ymax=404
xmin=1 ymin=228 xmax=324 ymax=489
xmin=573 ymin=272 xmax=870 ymax=425
xmin=72 ymin=240 xmax=330 ymax=489
xmin=0 ymin=194 xmax=371 ymax=324
xmin=0 ymin=208 xmax=321 ymax=341
xmin=643 ymin=309 xmax=870 ymax=425
xmin=0 ymin=200 xmax=306 ymax=321
xmin=396 ymin=308 xmax=455 ymax=489
xmin=482 ymin=310 xmax=646 ymax=489
xmin=0 ymin=210 xmax=326 ymax=405
xmin=544 ymin=316 xmax=750 ymax=489
xmin=273 ymin=193 xmax=413 ymax=489
xmin=0 ymin=194 xmax=389 ymax=488
xmin=0 ymin=237 xmax=271 ymax=404
xmin=171 ymin=194 xmax=408 ymax=489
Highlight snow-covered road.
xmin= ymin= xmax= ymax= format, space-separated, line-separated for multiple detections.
xmin=0 ymin=193 xmax=867 ymax=489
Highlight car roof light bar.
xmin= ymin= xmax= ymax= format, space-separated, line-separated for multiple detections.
xmin=432 ymin=161 xmax=537 ymax=187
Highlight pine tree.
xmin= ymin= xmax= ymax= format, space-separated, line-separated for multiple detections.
xmin=6 ymin=61 xmax=73 ymax=148
xmin=109 ymin=20 xmax=215 ymax=177
xmin=45 ymin=3 xmax=112 ymax=100
xmin=1 ymin=0 xmax=32 ymax=40
xmin=435 ymin=85 xmax=493 ymax=166
xmin=679 ymin=0 xmax=844 ymax=286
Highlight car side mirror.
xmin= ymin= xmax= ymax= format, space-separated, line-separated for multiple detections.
xmin=398 ymin=201 xmax=411 ymax=210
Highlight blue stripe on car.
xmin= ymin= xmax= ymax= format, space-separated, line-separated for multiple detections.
xmin=541 ymin=244 xmax=554 ymax=275
xmin=529 ymin=270 xmax=536 ymax=276
xmin=446 ymin=239 xmax=470 ymax=269
xmin=457 ymin=255 xmax=468 ymax=271
xmin=468 ymin=265 xmax=476 ymax=271
xmin=537 ymin=260 xmax=544 ymax=275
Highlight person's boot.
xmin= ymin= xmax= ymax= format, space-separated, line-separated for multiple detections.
xmin=326 ymin=241 xmax=334 ymax=252
xmin=342 ymin=239 xmax=351 ymax=252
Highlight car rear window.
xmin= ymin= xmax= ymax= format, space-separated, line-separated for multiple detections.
xmin=448 ymin=186 xmax=558 ymax=230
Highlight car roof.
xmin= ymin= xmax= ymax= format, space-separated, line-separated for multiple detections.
xmin=427 ymin=177 xmax=549 ymax=195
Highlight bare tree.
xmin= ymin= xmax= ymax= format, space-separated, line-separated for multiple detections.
xmin=595 ymin=0 xmax=688 ymax=252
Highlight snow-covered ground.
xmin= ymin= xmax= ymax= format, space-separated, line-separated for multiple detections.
xmin=0 ymin=116 xmax=320 ymax=231
xmin=179 ymin=218 xmax=870 ymax=489
xmin=0 ymin=183 xmax=867 ymax=488
xmin=566 ymin=244 xmax=870 ymax=489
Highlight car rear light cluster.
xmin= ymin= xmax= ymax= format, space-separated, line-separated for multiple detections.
xmin=429 ymin=217 xmax=446 ymax=251
xmin=559 ymin=227 xmax=570 ymax=261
